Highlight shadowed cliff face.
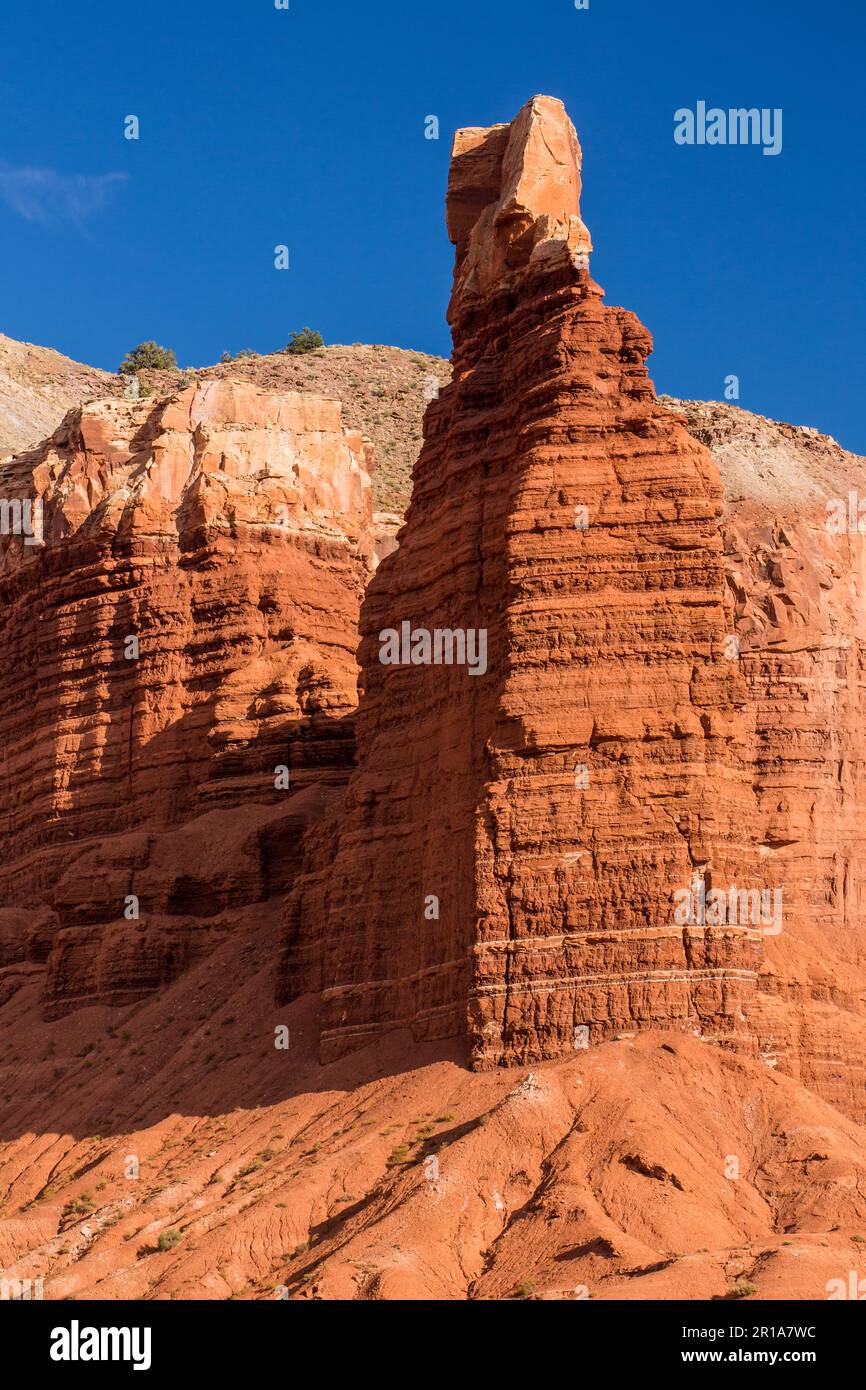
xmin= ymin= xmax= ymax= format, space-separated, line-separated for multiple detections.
xmin=0 ymin=380 xmax=374 ymax=1015
xmin=281 ymin=96 xmax=764 ymax=1068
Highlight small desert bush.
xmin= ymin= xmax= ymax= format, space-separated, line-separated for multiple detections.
xmin=119 ymin=340 xmax=177 ymax=374
xmin=386 ymin=1143 xmax=412 ymax=1167
xmin=284 ymin=327 xmax=324 ymax=355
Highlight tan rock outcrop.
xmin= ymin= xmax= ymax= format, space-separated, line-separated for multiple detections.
xmin=447 ymin=95 xmax=592 ymax=319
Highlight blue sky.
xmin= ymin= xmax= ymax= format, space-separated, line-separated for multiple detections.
xmin=1 ymin=0 xmax=863 ymax=450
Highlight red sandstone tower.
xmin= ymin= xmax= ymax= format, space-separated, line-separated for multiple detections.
xmin=282 ymin=96 xmax=762 ymax=1067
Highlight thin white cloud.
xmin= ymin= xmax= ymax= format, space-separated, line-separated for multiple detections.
xmin=0 ymin=163 xmax=128 ymax=225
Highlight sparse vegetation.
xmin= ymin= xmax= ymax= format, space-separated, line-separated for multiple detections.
xmin=62 ymin=1194 xmax=96 ymax=1219
xmin=119 ymin=341 xmax=177 ymax=375
xmin=386 ymin=1143 xmax=412 ymax=1167
xmin=284 ymin=328 xmax=324 ymax=355
xmin=157 ymin=1229 xmax=183 ymax=1252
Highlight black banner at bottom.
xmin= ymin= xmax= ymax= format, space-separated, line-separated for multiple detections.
xmin=4 ymin=1296 xmax=859 ymax=1377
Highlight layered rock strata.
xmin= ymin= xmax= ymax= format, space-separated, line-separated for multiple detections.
xmin=661 ymin=399 xmax=866 ymax=1120
xmin=0 ymin=381 xmax=373 ymax=1013
xmin=282 ymin=96 xmax=764 ymax=1067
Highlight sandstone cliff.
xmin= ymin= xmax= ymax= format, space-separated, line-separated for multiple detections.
xmin=0 ymin=380 xmax=373 ymax=1015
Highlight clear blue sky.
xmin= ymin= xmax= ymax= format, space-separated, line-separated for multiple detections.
xmin=1 ymin=0 xmax=863 ymax=450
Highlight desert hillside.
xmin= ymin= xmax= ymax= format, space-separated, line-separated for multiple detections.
xmin=2 ymin=935 xmax=864 ymax=1301
xmin=0 ymin=333 xmax=113 ymax=461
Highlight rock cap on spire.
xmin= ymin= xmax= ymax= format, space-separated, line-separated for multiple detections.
xmin=446 ymin=94 xmax=592 ymax=320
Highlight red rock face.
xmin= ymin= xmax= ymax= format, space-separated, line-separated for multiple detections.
xmin=281 ymin=97 xmax=764 ymax=1067
xmin=0 ymin=381 xmax=373 ymax=1014
xmin=740 ymin=513 xmax=866 ymax=1118
xmin=666 ymin=400 xmax=866 ymax=1121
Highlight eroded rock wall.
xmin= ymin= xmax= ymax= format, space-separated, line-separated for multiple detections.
xmin=0 ymin=380 xmax=373 ymax=1014
xmin=664 ymin=399 xmax=866 ymax=1120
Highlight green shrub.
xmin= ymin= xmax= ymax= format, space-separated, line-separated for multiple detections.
xmin=386 ymin=1143 xmax=412 ymax=1167
xmin=119 ymin=340 xmax=178 ymax=375
xmin=157 ymin=1229 xmax=182 ymax=1252
xmin=284 ymin=327 xmax=324 ymax=355
xmin=62 ymin=1195 xmax=95 ymax=1219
